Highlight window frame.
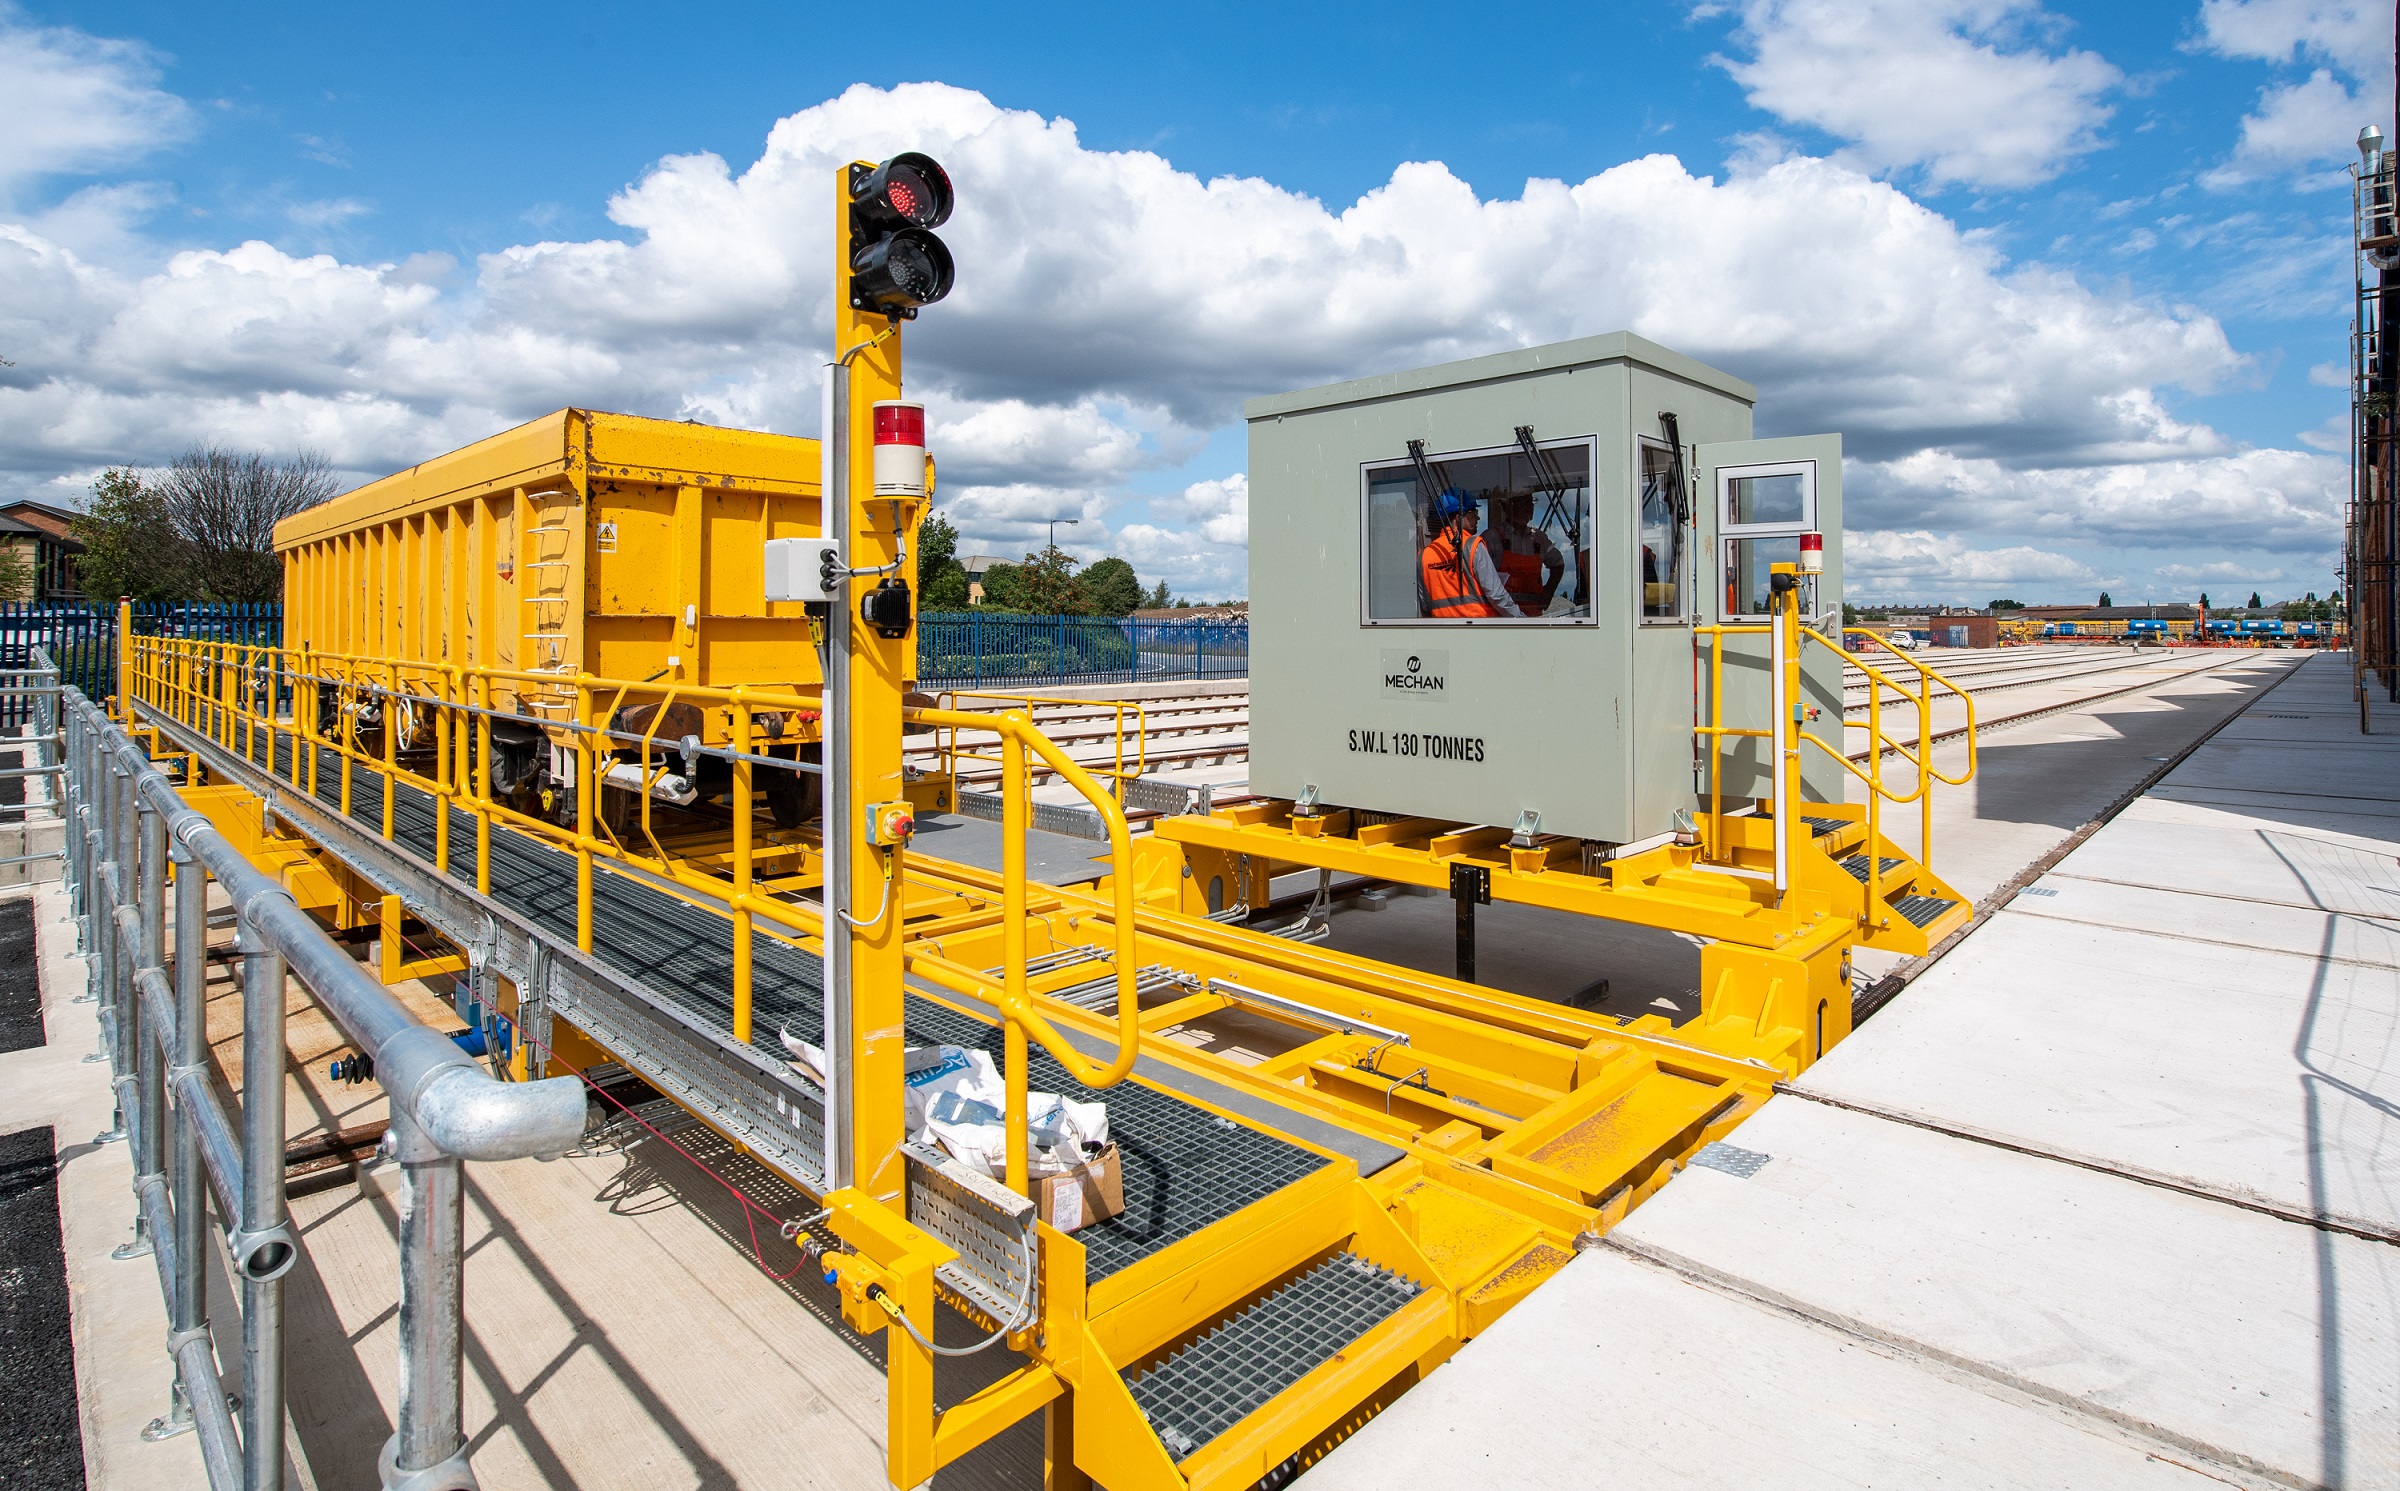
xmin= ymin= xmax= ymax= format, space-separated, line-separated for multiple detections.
xmin=1633 ymin=434 xmax=1689 ymax=628
xmin=1716 ymin=458 xmax=1818 ymax=622
xmin=1356 ymin=433 xmax=1601 ymax=628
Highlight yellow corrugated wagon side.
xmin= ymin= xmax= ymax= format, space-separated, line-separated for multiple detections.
xmin=275 ymin=408 xmax=835 ymax=824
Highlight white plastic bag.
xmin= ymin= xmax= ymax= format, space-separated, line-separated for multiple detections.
xmin=921 ymin=1089 xmax=1011 ymax=1176
xmin=779 ymin=1023 xmax=826 ymax=1085
xmin=902 ymin=1044 xmax=1006 ymax=1138
xmin=1025 ymin=1092 xmax=1111 ymax=1177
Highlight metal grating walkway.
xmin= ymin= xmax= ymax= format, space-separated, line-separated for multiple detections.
xmin=253 ymin=733 xmax=1331 ymax=1282
xmin=1127 ymin=1251 xmax=1421 ymax=1460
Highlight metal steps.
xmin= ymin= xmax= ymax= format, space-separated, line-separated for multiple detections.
xmin=1127 ymin=1251 xmax=1423 ymax=1461
xmin=1892 ymin=893 xmax=1960 ymax=928
xmin=1840 ymin=854 xmax=1906 ymax=884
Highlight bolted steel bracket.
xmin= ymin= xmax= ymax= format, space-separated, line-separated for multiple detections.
xmin=226 ymin=1222 xmax=298 ymax=1282
xmin=111 ymin=1215 xmax=154 ymax=1260
xmin=379 ymin=1435 xmax=480 ymax=1491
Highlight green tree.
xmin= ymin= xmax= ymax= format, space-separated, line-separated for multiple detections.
xmin=2097 ymin=591 xmax=2113 ymax=607
xmin=922 ymin=565 xmax=969 ymax=610
xmin=978 ymin=562 xmax=1028 ymax=611
xmin=0 ymin=542 xmax=30 ymax=603
xmin=2199 ymin=592 xmax=2211 ymax=609
xmin=74 ymin=468 xmax=198 ymax=601
xmin=2248 ymin=591 xmax=2262 ymax=608
xmin=915 ymin=510 xmax=965 ymax=604
xmin=1142 ymin=579 xmax=1171 ymax=610
xmin=1075 ymin=556 xmax=1143 ymax=616
xmin=1987 ymin=598 xmax=2023 ymax=610
xmin=1014 ymin=547 xmax=1082 ymax=613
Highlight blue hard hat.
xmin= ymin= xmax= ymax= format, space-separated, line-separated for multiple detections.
xmin=1435 ymin=488 xmax=1474 ymax=519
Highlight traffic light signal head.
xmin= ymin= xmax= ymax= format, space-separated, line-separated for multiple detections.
xmin=849 ymin=152 xmax=956 ymax=318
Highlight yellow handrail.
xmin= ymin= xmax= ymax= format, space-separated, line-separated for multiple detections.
xmin=932 ymin=689 xmax=1152 ymax=794
xmin=122 ymin=633 xmax=1143 ymax=1204
xmin=1692 ymin=601 xmax=1980 ymax=916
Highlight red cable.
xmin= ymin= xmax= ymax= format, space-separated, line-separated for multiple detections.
xmin=523 ymin=1033 xmax=817 ymax=1283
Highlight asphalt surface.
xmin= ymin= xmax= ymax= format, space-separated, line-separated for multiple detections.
xmin=0 ymin=1123 xmax=85 ymax=1490
xmin=0 ymin=897 xmax=40 ymax=1054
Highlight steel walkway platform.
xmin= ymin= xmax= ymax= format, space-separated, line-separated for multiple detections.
xmin=143 ymin=720 xmax=1470 ymax=1476
xmin=237 ymin=731 xmax=1350 ymax=1288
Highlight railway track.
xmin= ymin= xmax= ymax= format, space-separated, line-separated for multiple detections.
xmin=915 ymin=647 xmax=2251 ymax=800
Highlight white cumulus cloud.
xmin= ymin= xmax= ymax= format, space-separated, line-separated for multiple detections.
xmin=1714 ymin=0 xmax=2121 ymax=189
xmin=2198 ymin=0 xmax=2395 ymax=180
xmin=0 ymin=11 xmax=188 ymax=199
xmin=1845 ymin=530 xmax=2101 ymax=596
xmin=0 ymin=30 xmax=2337 ymax=604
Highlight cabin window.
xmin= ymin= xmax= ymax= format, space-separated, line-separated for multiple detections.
xmin=1717 ymin=460 xmax=1816 ymax=618
xmin=1360 ymin=436 xmax=1596 ymax=625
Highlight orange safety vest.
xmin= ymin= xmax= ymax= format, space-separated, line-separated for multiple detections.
xmin=1421 ymin=529 xmax=1499 ymax=618
xmin=1496 ymin=547 xmax=1545 ymax=609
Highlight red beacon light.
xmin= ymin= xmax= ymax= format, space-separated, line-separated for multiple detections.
xmin=1798 ymin=531 xmax=1824 ymax=575
xmin=872 ymin=400 xmax=929 ymax=498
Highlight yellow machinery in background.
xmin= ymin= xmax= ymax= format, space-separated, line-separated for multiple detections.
xmin=114 ymin=149 xmax=1983 ymax=1491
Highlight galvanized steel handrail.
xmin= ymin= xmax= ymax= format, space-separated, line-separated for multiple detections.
xmin=60 ymin=648 xmax=586 ymax=1491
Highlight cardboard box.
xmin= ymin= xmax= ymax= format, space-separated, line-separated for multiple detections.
xmin=1036 ymin=1144 xmax=1124 ymax=1233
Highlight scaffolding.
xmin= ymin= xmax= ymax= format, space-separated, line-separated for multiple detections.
xmin=2351 ymin=131 xmax=2399 ymax=715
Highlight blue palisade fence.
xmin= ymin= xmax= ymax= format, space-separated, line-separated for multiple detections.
xmin=915 ymin=613 xmax=1247 ymax=688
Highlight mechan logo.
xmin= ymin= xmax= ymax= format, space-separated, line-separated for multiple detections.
xmin=1381 ymin=648 xmax=1448 ymax=695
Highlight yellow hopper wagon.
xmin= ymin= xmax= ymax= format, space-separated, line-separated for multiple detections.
xmin=274 ymin=410 xmax=833 ymax=835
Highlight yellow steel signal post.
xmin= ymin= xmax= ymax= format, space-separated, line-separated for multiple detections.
xmin=824 ymin=153 xmax=954 ymax=1191
xmin=821 ymin=152 xmax=955 ymax=1485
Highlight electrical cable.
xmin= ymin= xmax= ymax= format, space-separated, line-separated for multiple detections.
xmin=524 ymin=1034 xmax=819 ymax=1283
xmin=877 ymin=1226 xmax=1037 ymax=1358
xmin=838 ymin=847 xmax=896 ymax=930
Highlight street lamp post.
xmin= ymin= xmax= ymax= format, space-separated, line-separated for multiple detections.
xmin=1045 ymin=516 xmax=1080 ymax=556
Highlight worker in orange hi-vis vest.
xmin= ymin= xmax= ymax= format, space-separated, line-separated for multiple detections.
xmin=1418 ymin=489 xmax=1524 ymax=619
xmin=1486 ymin=492 xmax=1564 ymax=616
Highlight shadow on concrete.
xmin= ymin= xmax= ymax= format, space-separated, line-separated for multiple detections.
xmin=588 ymin=1123 xmax=1045 ymax=1489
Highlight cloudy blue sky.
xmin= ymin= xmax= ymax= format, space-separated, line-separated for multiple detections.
xmin=0 ymin=1 xmax=2384 ymax=603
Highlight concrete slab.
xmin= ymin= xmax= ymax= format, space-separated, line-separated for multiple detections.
xmin=1799 ymin=908 xmax=2400 ymax=1235
xmin=1305 ymin=1247 xmax=2241 ymax=1491
xmin=2044 ymin=803 xmax=2400 ymax=918
xmin=1609 ymin=1097 xmax=2400 ymax=1489
xmin=2011 ymin=871 xmax=2400 ymax=968
xmin=2151 ymin=783 xmax=2400 ymax=825
xmin=1317 ymin=655 xmax=2400 ymax=1490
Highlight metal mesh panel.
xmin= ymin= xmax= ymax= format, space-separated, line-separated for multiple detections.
xmin=952 ymin=788 xmax=1111 ymax=841
xmin=1127 ymin=1252 xmax=1421 ymax=1461
xmin=903 ymin=1142 xmax=1038 ymax=1325
xmin=1840 ymin=854 xmax=1905 ymax=883
xmin=1690 ymin=1140 xmax=1771 ymax=1178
